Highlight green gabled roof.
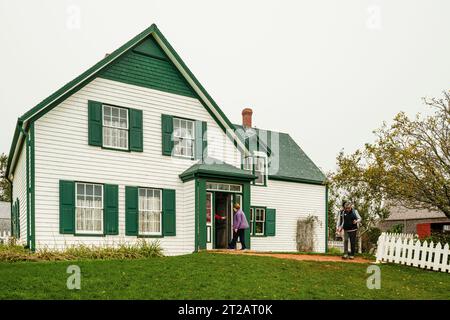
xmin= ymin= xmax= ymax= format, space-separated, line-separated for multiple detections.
xmin=234 ymin=124 xmax=326 ymax=184
xmin=6 ymin=24 xmax=249 ymax=178
xmin=179 ymin=158 xmax=256 ymax=182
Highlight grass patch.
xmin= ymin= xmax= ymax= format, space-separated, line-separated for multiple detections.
xmin=0 ymin=252 xmax=448 ymax=299
xmin=0 ymin=240 xmax=163 ymax=262
xmin=255 ymin=250 xmax=376 ymax=261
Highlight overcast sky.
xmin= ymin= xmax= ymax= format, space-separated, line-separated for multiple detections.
xmin=1 ymin=0 xmax=449 ymax=173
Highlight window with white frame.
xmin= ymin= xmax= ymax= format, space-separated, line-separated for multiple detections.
xmin=138 ymin=188 xmax=162 ymax=235
xmin=254 ymin=157 xmax=266 ymax=185
xmin=173 ymin=118 xmax=195 ymax=158
xmin=206 ymin=182 xmax=242 ymax=193
xmin=243 ymin=155 xmax=267 ymax=186
xmin=254 ymin=207 xmax=265 ymax=235
xmin=243 ymin=156 xmax=253 ymax=171
xmin=103 ymin=105 xmax=129 ymax=150
xmin=76 ymin=183 xmax=103 ymax=234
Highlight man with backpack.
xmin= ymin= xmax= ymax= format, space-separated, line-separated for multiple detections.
xmin=336 ymin=201 xmax=361 ymax=259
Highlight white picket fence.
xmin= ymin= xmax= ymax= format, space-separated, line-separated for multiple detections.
xmin=381 ymin=232 xmax=417 ymax=240
xmin=376 ymin=232 xmax=450 ymax=273
xmin=0 ymin=230 xmax=11 ymax=244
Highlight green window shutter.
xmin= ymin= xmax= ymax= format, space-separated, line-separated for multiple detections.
xmin=161 ymin=114 xmax=174 ymax=156
xmin=125 ymin=186 xmax=138 ymax=236
xmin=162 ymin=189 xmax=176 ymax=236
xmin=104 ymin=184 xmax=119 ymax=235
xmin=10 ymin=203 xmax=14 ymax=237
xmin=202 ymin=121 xmax=207 ymax=156
xmin=88 ymin=100 xmax=103 ymax=146
xmin=265 ymin=208 xmax=276 ymax=236
xmin=195 ymin=121 xmax=207 ymax=160
xmin=129 ymin=109 xmax=143 ymax=152
xmin=16 ymin=199 xmax=20 ymax=237
xmin=59 ymin=180 xmax=75 ymax=234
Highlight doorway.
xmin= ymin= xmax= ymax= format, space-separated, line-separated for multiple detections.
xmin=205 ymin=191 xmax=243 ymax=249
xmin=214 ymin=192 xmax=232 ymax=249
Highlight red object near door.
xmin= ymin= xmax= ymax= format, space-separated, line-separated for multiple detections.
xmin=416 ymin=223 xmax=431 ymax=239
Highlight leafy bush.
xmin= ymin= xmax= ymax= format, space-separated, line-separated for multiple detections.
xmin=424 ymin=232 xmax=450 ymax=245
xmin=361 ymin=227 xmax=382 ymax=253
xmin=0 ymin=240 xmax=163 ymax=262
xmin=388 ymin=223 xmax=404 ymax=234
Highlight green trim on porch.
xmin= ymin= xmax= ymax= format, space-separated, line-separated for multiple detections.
xmin=180 ymin=158 xmax=256 ymax=183
xmin=194 ymin=177 xmax=251 ymax=251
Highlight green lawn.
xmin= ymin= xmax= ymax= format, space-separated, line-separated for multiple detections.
xmin=0 ymin=252 xmax=449 ymax=299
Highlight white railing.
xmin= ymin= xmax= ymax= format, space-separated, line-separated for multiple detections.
xmin=376 ymin=232 xmax=450 ymax=273
xmin=0 ymin=230 xmax=11 ymax=244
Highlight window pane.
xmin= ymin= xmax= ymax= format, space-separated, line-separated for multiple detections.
xmin=187 ymin=121 xmax=194 ymax=138
xmin=77 ymin=184 xmax=85 ymax=195
xmin=173 ymin=118 xmax=180 ymax=136
xmin=86 ymin=184 xmax=93 ymax=196
xmin=94 ymin=185 xmax=102 ymax=196
xmin=255 ymin=222 xmax=264 ymax=234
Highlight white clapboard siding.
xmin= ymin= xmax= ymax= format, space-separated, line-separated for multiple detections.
xmin=182 ymin=180 xmax=196 ymax=253
xmin=376 ymin=232 xmax=450 ymax=273
xmin=33 ymin=78 xmax=241 ymax=255
xmin=250 ymin=180 xmax=326 ymax=253
xmin=11 ymin=142 xmax=28 ymax=244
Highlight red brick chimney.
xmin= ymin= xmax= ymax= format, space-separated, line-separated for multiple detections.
xmin=242 ymin=108 xmax=253 ymax=128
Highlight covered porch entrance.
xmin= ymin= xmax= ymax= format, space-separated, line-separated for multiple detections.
xmin=179 ymin=158 xmax=256 ymax=252
xmin=206 ymin=184 xmax=243 ymax=250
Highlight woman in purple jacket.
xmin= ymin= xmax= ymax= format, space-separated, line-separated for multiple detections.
xmin=228 ymin=203 xmax=249 ymax=250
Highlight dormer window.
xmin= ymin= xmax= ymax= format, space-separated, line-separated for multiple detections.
xmin=243 ymin=154 xmax=267 ymax=186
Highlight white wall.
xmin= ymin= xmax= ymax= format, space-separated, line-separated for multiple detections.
xmin=11 ymin=141 xmax=27 ymax=244
xmin=250 ymin=179 xmax=327 ymax=253
xmin=33 ymin=77 xmax=240 ymax=254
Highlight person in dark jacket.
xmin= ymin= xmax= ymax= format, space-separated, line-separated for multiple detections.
xmin=336 ymin=201 xmax=361 ymax=259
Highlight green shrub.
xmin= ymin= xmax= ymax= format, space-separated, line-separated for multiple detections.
xmin=424 ymin=232 xmax=450 ymax=245
xmin=361 ymin=227 xmax=381 ymax=253
xmin=388 ymin=224 xmax=404 ymax=234
xmin=0 ymin=240 xmax=163 ymax=262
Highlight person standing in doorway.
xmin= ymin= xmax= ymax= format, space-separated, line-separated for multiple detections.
xmin=228 ymin=203 xmax=249 ymax=250
xmin=336 ymin=201 xmax=361 ymax=259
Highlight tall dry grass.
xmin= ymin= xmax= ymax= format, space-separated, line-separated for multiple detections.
xmin=0 ymin=240 xmax=163 ymax=262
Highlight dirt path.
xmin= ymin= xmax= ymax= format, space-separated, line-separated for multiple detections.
xmin=211 ymin=250 xmax=373 ymax=264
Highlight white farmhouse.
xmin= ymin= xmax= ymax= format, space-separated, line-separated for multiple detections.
xmin=6 ymin=24 xmax=327 ymax=255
